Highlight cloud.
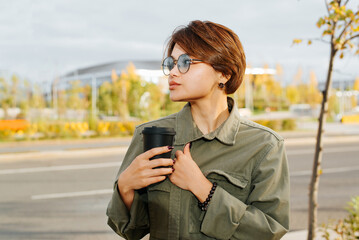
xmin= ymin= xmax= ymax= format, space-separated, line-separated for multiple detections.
xmin=0 ymin=0 xmax=358 ymax=83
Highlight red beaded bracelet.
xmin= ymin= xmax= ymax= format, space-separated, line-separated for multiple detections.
xmin=198 ymin=182 xmax=217 ymax=211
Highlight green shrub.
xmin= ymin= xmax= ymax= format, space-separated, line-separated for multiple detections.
xmin=320 ymin=196 xmax=359 ymax=240
xmin=282 ymin=119 xmax=297 ymax=131
xmin=266 ymin=120 xmax=282 ymax=131
xmin=0 ymin=129 xmax=13 ymax=141
xmin=254 ymin=119 xmax=297 ymax=131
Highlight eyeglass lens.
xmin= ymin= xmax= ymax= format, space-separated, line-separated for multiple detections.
xmin=162 ymin=54 xmax=191 ymax=76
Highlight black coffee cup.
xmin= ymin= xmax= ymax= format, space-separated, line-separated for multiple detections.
xmin=142 ymin=126 xmax=176 ymax=160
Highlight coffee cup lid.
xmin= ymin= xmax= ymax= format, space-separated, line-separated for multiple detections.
xmin=142 ymin=126 xmax=176 ymax=135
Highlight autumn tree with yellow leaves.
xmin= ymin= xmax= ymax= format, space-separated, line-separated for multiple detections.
xmin=294 ymin=1 xmax=359 ymax=239
xmin=97 ymin=63 xmax=165 ymax=121
xmin=111 ymin=69 xmax=129 ymax=119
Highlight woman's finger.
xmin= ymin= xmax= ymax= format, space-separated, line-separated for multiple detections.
xmin=147 ymin=176 xmax=167 ymax=185
xmin=183 ymin=142 xmax=191 ymax=155
xmin=175 ymin=150 xmax=184 ymax=159
xmin=148 ymin=166 xmax=173 ymax=177
xmin=140 ymin=146 xmax=173 ymax=160
xmin=148 ymin=158 xmax=174 ymax=169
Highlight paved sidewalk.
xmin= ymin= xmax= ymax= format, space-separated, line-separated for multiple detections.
xmin=1 ymin=121 xmax=358 ymax=158
xmin=295 ymin=121 xmax=359 ymax=135
xmin=283 ymin=230 xmax=308 ymax=240
xmin=283 ymin=229 xmax=340 ymax=240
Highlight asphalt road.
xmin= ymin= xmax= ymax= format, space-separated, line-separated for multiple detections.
xmin=0 ymin=138 xmax=358 ymax=239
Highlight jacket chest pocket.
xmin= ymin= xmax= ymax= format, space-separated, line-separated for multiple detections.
xmin=147 ymin=179 xmax=171 ymax=239
xmin=205 ymin=170 xmax=249 ymax=202
xmin=189 ymin=170 xmax=249 ymax=235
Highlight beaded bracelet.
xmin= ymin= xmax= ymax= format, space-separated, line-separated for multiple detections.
xmin=198 ymin=182 xmax=217 ymax=211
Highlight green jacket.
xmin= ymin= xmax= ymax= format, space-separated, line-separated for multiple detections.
xmin=106 ymin=98 xmax=290 ymax=240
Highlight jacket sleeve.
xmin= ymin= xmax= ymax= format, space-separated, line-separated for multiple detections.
xmin=200 ymin=139 xmax=290 ymax=240
xmin=106 ymin=127 xmax=150 ymax=240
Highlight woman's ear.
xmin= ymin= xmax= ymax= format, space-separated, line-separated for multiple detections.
xmin=218 ymin=72 xmax=231 ymax=85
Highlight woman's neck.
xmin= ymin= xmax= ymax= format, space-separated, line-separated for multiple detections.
xmin=190 ymin=95 xmax=229 ymax=135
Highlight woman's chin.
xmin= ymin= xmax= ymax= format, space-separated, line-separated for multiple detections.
xmin=169 ymin=93 xmax=184 ymax=102
xmin=170 ymin=97 xmax=183 ymax=102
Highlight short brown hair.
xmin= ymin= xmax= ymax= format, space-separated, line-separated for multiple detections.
xmin=165 ymin=20 xmax=246 ymax=94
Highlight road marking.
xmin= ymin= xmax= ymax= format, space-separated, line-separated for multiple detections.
xmin=0 ymin=161 xmax=122 ymax=175
xmin=32 ymin=165 xmax=359 ymax=200
xmin=291 ymin=165 xmax=359 ymax=177
xmin=31 ymin=189 xmax=113 ymax=200
xmin=28 ymin=165 xmax=359 ymax=200
xmin=287 ymin=146 xmax=359 ymax=156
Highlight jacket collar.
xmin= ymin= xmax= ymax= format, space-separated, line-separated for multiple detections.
xmin=174 ymin=97 xmax=241 ymax=146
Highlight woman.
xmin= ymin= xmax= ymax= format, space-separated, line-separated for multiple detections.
xmin=107 ymin=20 xmax=289 ymax=240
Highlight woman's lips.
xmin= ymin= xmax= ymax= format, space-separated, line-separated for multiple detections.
xmin=169 ymin=81 xmax=180 ymax=90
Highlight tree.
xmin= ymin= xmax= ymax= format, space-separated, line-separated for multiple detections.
xmin=112 ymin=70 xmax=130 ymax=119
xmin=249 ymin=67 xmax=284 ymax=111
xmin=294 ymin=1 xmax=359 ymax=239
xmin=125 ymin=63 xmax=147 ymax=118
xmin=307 ymin=71 xmax=323 ymax=108
xmin=19 ymin=79 xmax=31 ymax=119
xmin=11 ymin=74 xmax=19 ymax=108
xmin=98 ymin=81 xmax=113 ymax=115
xmin=140 ymin=82 xmax=164 ymax=120
xmin=0 ymin=77 xmax=11 ymax=119
xmin=286 ymin=85 xmax=300 ymax=104
xmin=66 ymin=80 xmax=84 ymax=110
xmin=82 ymin=84 xmax=92 ymax=112
xmin=353 ymin=76 xmax=359 ymax=91
xmin=30 ymin=84 xmax=46 ymax=109
xmin=57 ymin=89 xmax=67 ymax=119
xmin=276 ymin=64 xmax=286 ymax=110
xmin=292 ymin=66 xmax=303 ymax=86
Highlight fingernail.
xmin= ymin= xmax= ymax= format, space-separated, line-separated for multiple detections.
xmin=172 ymin=167 xmax=175 ymax=172
xmin=168 ymin=146 xmax=174 ymax=150
xmin=173 ymin=159 xmax=176 ymax=164
xmin=189 ymin=142 xmax=192 ymax=148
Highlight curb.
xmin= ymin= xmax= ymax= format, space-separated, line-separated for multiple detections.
xmin=284 ymin=135 xmax=359 ymax=146
xmin=0 ymin=136 xmax=132 ymax=148
xmin=0 ymin=134 xmax=358 ymax=162
xmin=0 ymin=146 xmax=129 ymax=162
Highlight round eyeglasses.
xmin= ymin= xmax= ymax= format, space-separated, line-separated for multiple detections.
xmin=161 ymin=54 xmax=203 ymax=76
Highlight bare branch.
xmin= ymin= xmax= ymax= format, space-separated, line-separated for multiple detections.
xmin=343 ymin=0 xmax=350 ymax=6
xmin=313 ymin=38 xmax=331 ymax=44
xmin=341 ymin=34 xmax=359 ymax=48
xmin=334 ymin=6 xmax=358 ymax=42
xmin=325 ymin=0 xmax=330 ymax=15
xmin=348 ymin=34 xmax=359 ymax=41
xmin=337 ymin=18 xmax=354 ymax=40
xmin=332 ymin=21 xmax=338 ymax=39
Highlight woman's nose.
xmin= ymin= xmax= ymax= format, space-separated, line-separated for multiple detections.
xmin=169 ymin=64 xmax=180 ymax=77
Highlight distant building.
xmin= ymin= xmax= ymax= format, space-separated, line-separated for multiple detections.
xmin=55 ymin=60 xmax=276 ymax=90
xmin=56 ymin=60 xmax=163 ymax=89
xmin=52 ymin=60 xmax=277 ymax=112
xmin=318 ymin=78 xmax=355 ymax=91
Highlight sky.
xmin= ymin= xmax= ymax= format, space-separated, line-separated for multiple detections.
xmin=0 ymin=0 xmax=358 ymax=87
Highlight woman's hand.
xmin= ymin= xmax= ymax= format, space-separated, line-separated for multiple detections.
xmin=169 ymin=143 xmax=212 ymax=202
xmin=117 ymin=146 xmax=174 ymax=210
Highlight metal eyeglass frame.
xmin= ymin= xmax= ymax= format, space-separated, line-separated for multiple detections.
xmin=162 ymin=54 xmax=203 ymax=76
